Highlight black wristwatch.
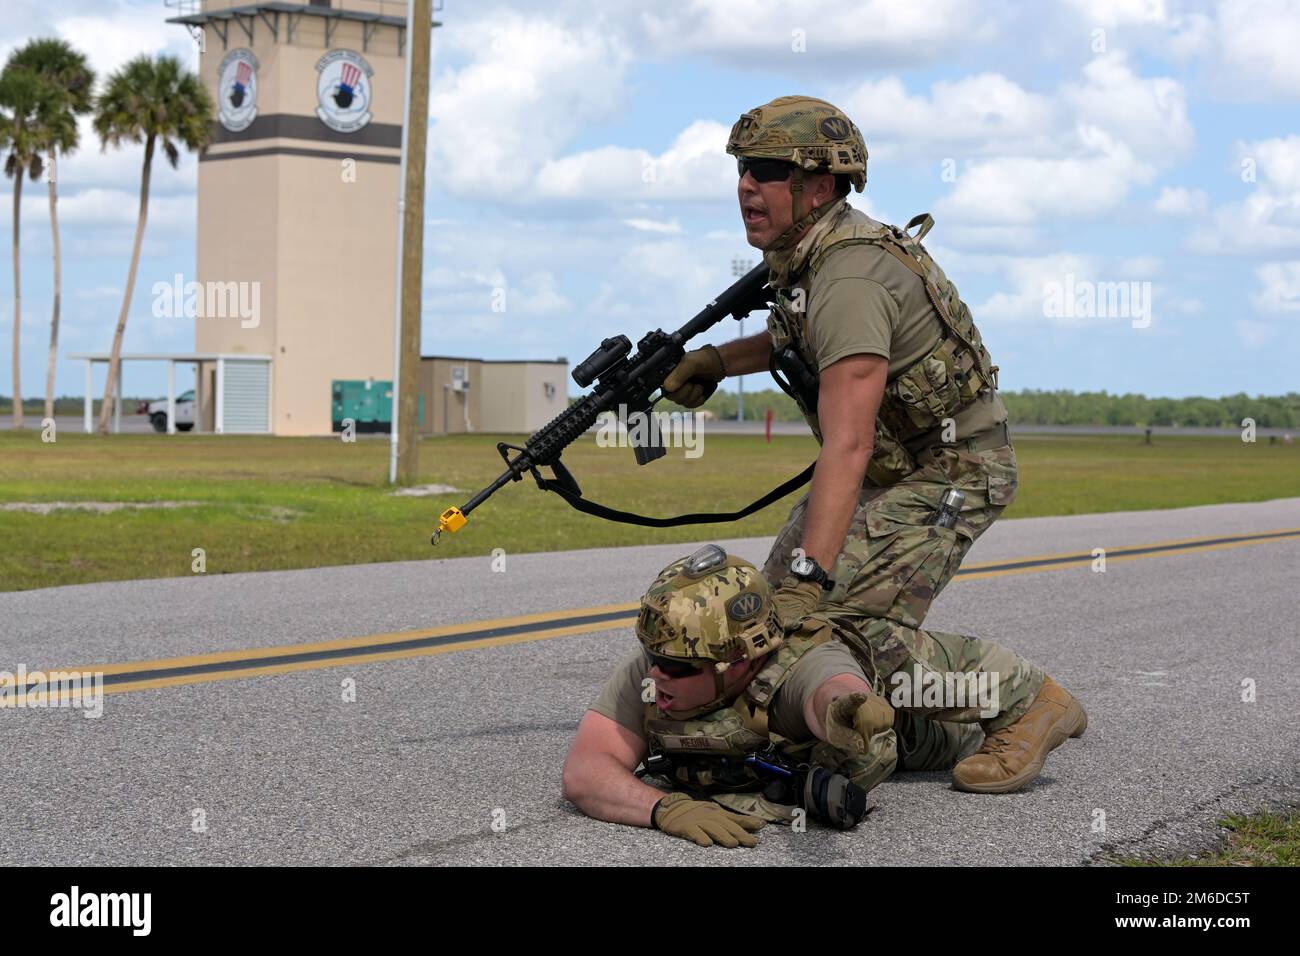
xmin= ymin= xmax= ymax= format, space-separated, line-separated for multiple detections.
xmin=789 ymin=554 xmax=834 ymax=591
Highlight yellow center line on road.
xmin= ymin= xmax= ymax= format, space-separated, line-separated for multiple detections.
xmin=58 ymin=601 xmax=642 ymax=677
xmin=6 ymin=526 xmax=1298 ymax=703
xmin=956 ymin=526 xmax=1300 ymax=580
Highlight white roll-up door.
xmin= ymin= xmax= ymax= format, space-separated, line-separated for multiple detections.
xmin=221 ymin=360 xmax=271 ymax=434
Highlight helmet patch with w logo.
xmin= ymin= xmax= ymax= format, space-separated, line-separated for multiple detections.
xmin=819 ymin=117 xmax=851 ymax=140
xmin=726 ymin=592 xmax=764 ymax=622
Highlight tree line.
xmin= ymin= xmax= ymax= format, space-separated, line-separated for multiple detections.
xmin=648 ymin=386 xmax=1300 ymax=428
xmin=12 ymin=386 xmax=1298 ymax=429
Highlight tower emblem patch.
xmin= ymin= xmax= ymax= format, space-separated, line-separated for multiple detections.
xmin=316 ymin=50 xmax=374 ymax=133
xmin=217 ymin=49 xmax=259 ymax=132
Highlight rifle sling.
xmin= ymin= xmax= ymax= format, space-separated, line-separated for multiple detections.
xmin=535 ymin=463 xmax=816 ymax=528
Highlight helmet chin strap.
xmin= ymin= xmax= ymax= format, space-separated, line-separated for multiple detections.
xmin=712 ymin=664 xmax=729 ymax=703
xmin=790 ymin=167 xmax=806 ymax=228
xmin=766 ymin=167 xmax=835 ymax=252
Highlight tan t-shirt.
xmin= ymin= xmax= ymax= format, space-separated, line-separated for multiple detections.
xmin=589 ymin=641 xmax=866 ymax=743
xmin=804 ymin=239 xmax=941 ymax=377
xmin=796 ymin=213 xmax=1008 ymax=437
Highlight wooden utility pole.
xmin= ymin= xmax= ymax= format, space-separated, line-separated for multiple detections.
xmin=395 ymin=0 xmax=431 ymax=484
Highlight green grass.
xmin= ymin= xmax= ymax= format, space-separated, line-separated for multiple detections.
xmin=1115 ymin=810 xmax=1300 ymax=866
xmin=0 ymin=429 xmax=1296 ymax=591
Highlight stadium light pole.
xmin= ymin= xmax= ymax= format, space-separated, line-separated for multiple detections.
xmin=731 ymin=257 xmax=754 ymax=422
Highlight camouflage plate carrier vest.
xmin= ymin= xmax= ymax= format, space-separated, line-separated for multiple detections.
xmin=768 ymin=205 xmax=1000 ymax=485
xmin=643 ymin=618 xmax=896 ymax=822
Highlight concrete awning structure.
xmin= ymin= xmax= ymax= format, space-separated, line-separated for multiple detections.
xmin=67 ymin=352 xmax=272 ymax=435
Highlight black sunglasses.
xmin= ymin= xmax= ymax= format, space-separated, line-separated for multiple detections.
xmin=643 ymin=648 xmax=707 ymax=679
xmin=737 ymin=157 xmax=796 ymax=183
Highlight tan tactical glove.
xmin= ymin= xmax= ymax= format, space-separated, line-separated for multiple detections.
xmin=661 ymin=345 xmax=726 ymax=408
xmin=652 ymin=792 xmax=766 ymax=848
xmin=824 ymin=691 xmax=896 ymax=755
xmin=772 ymin=575 xmax=824 ymax=630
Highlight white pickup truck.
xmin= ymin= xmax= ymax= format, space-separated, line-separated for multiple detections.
xmin=141 ymin=390 xmax=196 ymax=432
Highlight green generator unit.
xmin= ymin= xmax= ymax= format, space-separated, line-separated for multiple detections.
xmin=331 ymin=380 xmax=423 ymax=433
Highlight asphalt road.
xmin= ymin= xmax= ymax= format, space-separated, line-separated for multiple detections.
xmin=2 ymin=497 xmax=1298 ymax=866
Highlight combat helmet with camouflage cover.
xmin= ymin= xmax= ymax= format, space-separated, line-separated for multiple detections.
xmin=727 ymin=96 xmax=868 ymax=249
xmin=727 ymin=95 xmax=867 ymax=188
xmin=636 ymin=545 xmax=782 ymax=717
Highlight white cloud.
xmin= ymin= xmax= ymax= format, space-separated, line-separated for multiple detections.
xmin=1191 ymin=193 xmax=1300 ymax=255
xmin=1154 ymin=186 xmax=1209 ymax=216
xmin=1165 ymin=12 xmax=1216 ymax=58
xmin=432 ymin=4 xmax=1189 ymax=239
xmin=623 ymin=218 xmax=682 ymax=234
xmin=1060 ymin=1 xmax=1300 ymax=100
xmin=959 ymin=252 xmax=1166 ymax=329
xmin=418 ymin=212 xmax=751 ymax=366
xmin=535 ymin=120 xmax=733 ymax=201
xmin=1057 ymin=0 xmax=1216 ymax=65
xmin=1062 ymin=0 xmax=1172 ymax=27
xmin=840 ymin=73 xmax=1058 ymax=160
xmin=972 ymin=253 xmax=1098 ymax=325
xmin=55 ymin=3 xmax=197 ymax=81
xmin=514 ymin=271 xmax=572 ymax=316
xmin=420 ymin=266 xmax=575 ymax=343
xmin=937 ymin=126 xmax=1155 ymax=224
xmin=1081 ymin=0 xmax=1300 ymax=98
xmin=1063 ymin=53 xmax=1193 ymax=161
xmin=637 ymin=0 xmax=988 ymax=65
xmin=418 ymin=2 xmax=1007 ymax=208
xmin=1242 ymin=135 xmax=1300 ymax=194
xmin=1217 ymin=0 xmax=1300 ymax=97
xmin=833 ymin=54 xmax=1187 ymax=240
xmin=1253 ymin=262 xmax=1300 ymax=313
xmin=427 ymin=14 xmax=632 ymax=197
xmin=839 ymin=56 xmax=1192 ymax=167
xmin=19 ymin=188 xmax=194 ymax=233
xmin=1190 ymin=137 xmax=1300 ymax=254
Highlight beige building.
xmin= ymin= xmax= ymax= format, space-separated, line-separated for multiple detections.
xmin=420 ymin=357 xmax=570 ymax=435
xmin=170 ymin=0 xmax=413 ymax=435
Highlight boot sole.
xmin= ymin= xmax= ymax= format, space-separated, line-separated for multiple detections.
xmin=952 ymin=696 xmax=1088 ymax=795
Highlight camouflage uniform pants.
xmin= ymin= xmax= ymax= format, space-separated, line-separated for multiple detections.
xmin=762 ymin=441 xmax=1045 ymax=741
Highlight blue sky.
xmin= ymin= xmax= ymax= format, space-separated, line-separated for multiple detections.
xmin=1 ymin=0 xmax=1298 ymax=401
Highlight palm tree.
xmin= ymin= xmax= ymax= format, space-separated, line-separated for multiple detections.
xmin=0 ymin=66 xmax=52 ymax=429
xmin=93 ymin=54 xmax=212 ymax=435
xmin=8 ymin=39 xmax=95 ymax=424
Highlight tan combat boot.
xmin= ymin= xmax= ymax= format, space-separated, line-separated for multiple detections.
xmin=951 ymin=676 xmax=1087 ymax=794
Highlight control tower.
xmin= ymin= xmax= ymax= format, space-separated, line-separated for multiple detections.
xmin=166 ymin=1 xmax=437 ymax=434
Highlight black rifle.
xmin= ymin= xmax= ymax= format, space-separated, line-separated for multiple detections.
xmin=433 ymin=263 xmax=816 ymax=543
xmin=639 ymin=748 xmax=870 ymax=830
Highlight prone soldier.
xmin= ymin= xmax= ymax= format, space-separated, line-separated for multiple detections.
xmin=562 ymin=544 xmax=992 ymax=847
